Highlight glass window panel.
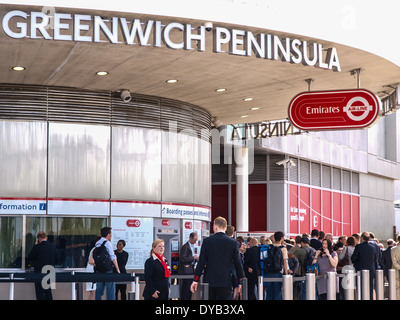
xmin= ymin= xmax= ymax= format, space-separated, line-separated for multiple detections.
xmin=0 ymin=121 xmax=47 ymax=197
xmin=0 ymin=217 xmax=23 ymax=268
xmin=26 ymin=217 xmax=106 ymax=268
xmin=48 ymin=123 xmax=110 ymax=199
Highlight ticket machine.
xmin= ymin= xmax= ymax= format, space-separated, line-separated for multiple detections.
xmin=154 ymin=218 xmax=180 ymax=274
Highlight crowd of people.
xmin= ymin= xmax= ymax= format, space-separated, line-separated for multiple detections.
xmin=144 ymin=218 xmax=400 ymax=301
xmin=26 ymin=220 xmax=400 ymax=301
xmin=231 ymin=228 xmax=400 ymax=300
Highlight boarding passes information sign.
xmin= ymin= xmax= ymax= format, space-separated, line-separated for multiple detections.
xmin=288 ymin=89 xmax=381 ymax=131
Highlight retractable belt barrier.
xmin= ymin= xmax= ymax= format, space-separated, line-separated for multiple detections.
xmin=0 ymin=269 xmax=398 ymax=300
xmin=256 ymin=269 xmax=399 ymax=300
xmin=0 ymin=272 xmax=136 ymax=283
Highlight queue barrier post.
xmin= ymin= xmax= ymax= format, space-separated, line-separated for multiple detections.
xmin=9 ymin=273 xmax=14 ymax=300
xmin=282 ymin=275 xmax=293 ymax=300
xmin=257 ymin=276 xmax=263 ymax=300
xmin=71 ymin=270 xmax=76 ymax=300
xmin=343 ymin=269 xmax=355 ymax=300
xmin=326 ymin=272 xmax=336 ymax=300
xmin=375 ymin=270 xmax=384 ymax=300
xmin=306 ymin=273 xmax=316 ymax=300
xmin=361 ymin=270 xmax=370 ymax=300
xmin=388 ymin=269 xmax=397 ymax=300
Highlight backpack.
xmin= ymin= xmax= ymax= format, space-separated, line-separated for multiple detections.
xmin=304 ymin=247 xmax=316 ymax=268
xmin=93 ymin=241 xmax=113 ymax=273
xmin=304 ymin=246 xmax=319 ymax=275
xmin=265 ymin=245 xmax=284 ymax=273
xmin=259 ymin=244 xmax=270 ymax=275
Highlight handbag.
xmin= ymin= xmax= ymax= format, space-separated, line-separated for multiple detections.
xmin=306 ymin=263 xmax=320 ymax=276
xmin=337 ymin=247 xmax=350 ymax=273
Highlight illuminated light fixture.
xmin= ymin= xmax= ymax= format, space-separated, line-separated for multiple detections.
xmin=12 ymin=66 xmax=25 ymax=71
xmin=243 ymin=97 xmax=253 ymax=101
xmin=166 ymin=79 xmax=178 ymax=83
xmin=240 ymin=115 xmax=248 ymax=118
xmin=250 ymin=107 xmax=260 ymax=111
xmin=215 ymin=88 xmax=226 ymax=92
xmin=96 ymin=71 xmax=108 ymax=76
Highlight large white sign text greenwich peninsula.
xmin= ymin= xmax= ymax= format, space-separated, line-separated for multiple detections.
xmin=2 ymin=10 xmax=340 ymax=72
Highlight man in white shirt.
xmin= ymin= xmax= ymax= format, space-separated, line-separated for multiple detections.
xmin=91 ymin=227 xmax=120 ymax=300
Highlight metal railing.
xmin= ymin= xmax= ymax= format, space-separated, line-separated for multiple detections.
xmin=0 ymin=271 xmax=136 ymax=300
xmin=255 ymin=268 xmax=399 ymax=300
xmin=0 ymin=269 xmax=398 ymax=300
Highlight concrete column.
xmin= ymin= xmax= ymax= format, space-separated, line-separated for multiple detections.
xmin=235 ymin=146 xmax=248 ymax=231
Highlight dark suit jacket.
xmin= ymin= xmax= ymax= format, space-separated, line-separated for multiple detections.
xmin=381 ymin=246 xmax=393 ymax=277
xmin=244 ymin=245 xmax=260 ymax=279
xmin=310 ymin=238 xmax=322 ymax=251
xmin=143 ymin=254 xmax=170 ymax=300
xmin=194 ymin=232 xmax=245 ymax=287
xmin=179 ymin=241 xmax=195 ymax=274
xmin=27 ymin=240 xmax=56 ymax=273
xmin=351 ymin=241 xmax=377 ymax=273
xmin=369 ymin=240 xmax=382 ymax=269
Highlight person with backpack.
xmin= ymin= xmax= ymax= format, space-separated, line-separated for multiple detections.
xmin=90 ymin=227 xmax=120 ymax=300
xmin=292 ymin=236 xmax=317 ymax=300
xmin=264 ymin=231 xmax=288 ymax=300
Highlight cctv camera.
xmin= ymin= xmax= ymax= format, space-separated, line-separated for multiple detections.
xmin=120 ymin=89 xmax=131 ymax=103
xmin=276 ymin=158 xmax=290 ymax=166
xmin=204 ymin=22 xmax=213 ymax=32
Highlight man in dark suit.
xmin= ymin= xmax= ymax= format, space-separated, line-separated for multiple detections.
xmin=381 ymin=239 xmax=395 ymax=281
xmin=351 ymin=231 xmax=377 ymax=300
xmin=191 ymin=216 xmax=245 ymax=300
xmin=244 ymin=238 xmax=260 ymax=300
xmin=179 ymin=232 xmax=199 ymax=300
xmin=309 ymin=229 xmax=322 ymax=251
xmin=28 ymin=231 xmax=56 ymax=300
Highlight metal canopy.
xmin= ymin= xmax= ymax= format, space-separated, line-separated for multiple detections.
xmin=0 ymin=4 xmax=399 ymax=126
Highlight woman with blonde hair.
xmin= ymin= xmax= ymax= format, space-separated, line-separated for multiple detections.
xmin=143 ymin=239 xmax=171 ymax=300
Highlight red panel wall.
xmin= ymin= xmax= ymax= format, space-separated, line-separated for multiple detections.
xmin=249 ymin=184 xmax=267 ymax=231
xmin=342 ymin=194 xmax=352 ymax=236
xmin=332 ymin=192 xmax=341 ymax=236
xmin=299 ymin=186 xmax=310 ymax=235
xmin=211 ymin=185 xmax=229 ymax=222
xmin=351 ymin=195 xmax=360 ymax=234
xmin=212 ymin=184 xmax=267 ymax=232
xmin=212 ymin=183 xmax=361 ymax=236
xmin=322 ymin=190 xmax=332 ymax=234
xmin=311 ymin=188 xmax=321 ymax=231
xmin=289 ymin=184 xmax=299 ymax=234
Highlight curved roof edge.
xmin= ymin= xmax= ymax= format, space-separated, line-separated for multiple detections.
xmin=3 ymin=0 xmax=400 ymax=67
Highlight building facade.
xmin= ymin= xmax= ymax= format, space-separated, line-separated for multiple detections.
xmin=0 ymin=1 xmax=399 ymax=299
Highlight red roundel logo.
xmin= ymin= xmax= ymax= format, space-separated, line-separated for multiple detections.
xmin=126 ymin=219 xmax=141 ymax=227
xmin=288 ymin=89 xmax=380 ymax=131
xmin=185 ymin=222 xmax=193 ymax=229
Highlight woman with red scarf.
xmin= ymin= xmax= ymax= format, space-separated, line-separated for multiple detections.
xmin=143 ymin=239 xmax=171 ymax=300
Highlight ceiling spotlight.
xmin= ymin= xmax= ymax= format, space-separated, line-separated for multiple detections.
xmin=12 ymin=66 xmax=25 ymax=71
xmin=120 ymin=89 xmax=132 ymax=103
xmin=243 ymin=97 xmax=253 ymax=101
xmin=250 ymin=107 xmax=260 ymax=111
xmin=166 ymin=79 xmax=178 ymax=83
xmin=96 ymin=71 xmax=108 ymax=76
xmin=215 ymin=88 xmax=226 ymax=92
xmin=240 ymin=115 xmax=248 ymax=118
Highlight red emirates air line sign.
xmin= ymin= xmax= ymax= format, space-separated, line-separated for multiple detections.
xmin=288 ymin=89 xmax=381 ymax=130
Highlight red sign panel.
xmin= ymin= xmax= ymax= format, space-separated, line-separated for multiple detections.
xmin=162 ymin=219 xmax=171 ymax=226
xmin=185 ymin=221 xmax=193 ymax=229
xmin=288 ymin=89 xmax=380 ymax=130
xmin=126 ymin=219 xmax=141 ymax=227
